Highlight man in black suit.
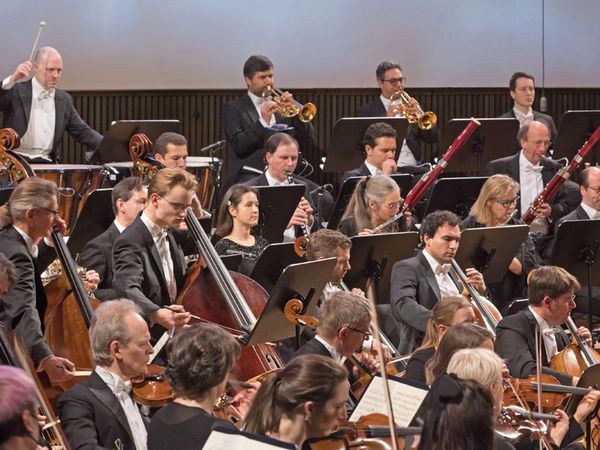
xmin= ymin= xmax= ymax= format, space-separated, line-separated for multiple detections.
xmin=499 ymin=72 xmax=558 ymax=144
xmin=221 ymin=55 xmax=313 ymax=195
xmin=0 ymin=177 xmax=99 ymax=384
xmin=355 ymin=61 xmax=438 ymax=167
xmin=495 ymin=266 xmax=591 ymax=387
xmin=484 ymin=120 xmax=577 ymax=260
xmin=245 ymin=133 xmax=324 ymax=240
xmin=341 ymin=122 xmax=399 ymax=183
xmin=390 ymin=210 xmax=487 ymax=353
xmin=0 ymin=47 xmax=102 ymax=163
xmin=112 ymin=169 xmax=198 ymax=335
xmin=58 ymin=299 xmax=153 ymax=450
xmin=80 ymin=177 xmax=148 ymax=301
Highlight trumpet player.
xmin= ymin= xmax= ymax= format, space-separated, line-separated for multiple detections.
xmin=221 ymin=55 xmax=313 ymax=196
xmin=246 ymin=133 xmax=327 ymax=242
xmin=356 ymin=60 xmax=438 ymax=169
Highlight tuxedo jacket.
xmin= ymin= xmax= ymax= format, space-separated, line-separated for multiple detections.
xmin=112 ymin=216 xmax=196 ymax=331
xmin=355 ymin=98 xmax=439 ymax=163
xmin=341 ymin=162 xmax=371 ymax=184
xmin=495 ymin=308 xmax=573 ymax=386
xmin=390 ymin=251 xmax=461 ymax=354
xmin=499 ymin=109 xmax=558 ymax=144
xmin=221 ymin=94 xmax=313 ymax=193
xmin=80 ymin=222 xmax=120 ymax=301
xmin=483 ymin=153 xmax=576 ymax=224
xmin=58 ymin=370 xmax=147 ymax=450
xmin=0 ymin=225 xmax=56 ymax=365
xmin=555 ymin=204 xmax=589 ymax=228
xmin=294 ymin=337 xmax=333 ymax=359
xmin=0 ymin=79 xmax=102 ymax=161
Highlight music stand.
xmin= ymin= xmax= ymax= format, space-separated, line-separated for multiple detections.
xmin=323 ymin=118 xmax=409 ymax=173
xmin=344 ymin=232 xmax=420 ymax=304
xmin=253 ymin=185 xmax=305 ymax=243
xmin=553 ymin=111 xmax=600 ymax=164
xmin=423 ymin=177 xmax=487 ymax=220
xmin=89 ymin=120 xmax=181 ymax=163
xmin=551 ymin=219 xmax=600 ymax=337
xmin=67 ymin=189 xmax=114 ymax=256
xmin=327 ymin=174 xmax=413 ymax=231
xmin=440 ymin=118 xmax=520 ymax=175
xmin=454 ymin=226 xmax=529 ymax=284
xmin=0 ymin=185 xmax=16 ymax=206
xmin=248 ymin=243 xmax=304 ymax=294
xmin=244 ymin=258 xmax=337 ymax=346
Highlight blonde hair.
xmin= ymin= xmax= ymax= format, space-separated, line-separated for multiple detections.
xmin=469 ymin=174 xmax=519 ymax=226
xmin=147 ymin=168 xmax=197 ymax=198
xmin=419 ymin=296 xmax=473 ymax=349
xmin=0 ymin=177 xmax=58 ymax=228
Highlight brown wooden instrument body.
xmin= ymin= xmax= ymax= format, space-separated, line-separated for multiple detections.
xmin=0 ymin=322 xmax=72 ymax=449
xmin=503 ymin=374 xmax=567 ymax=413
xmin=131 ymin=364 xmax=173 ymax=408
xmin=549 ymin=316 xmax=600 ymax=378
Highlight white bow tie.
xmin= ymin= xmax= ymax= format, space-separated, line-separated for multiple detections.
xmin=115 ymin=380 xmax=132 ymax=395
xmin=524 ymin=165 xmax=543 ymax=174
xmin=38 ymin=89 xmax=55 ymax=101
xmin=435 ymin=264 xmax=452 ymax=275
xmin=541 ymin=327 xmax=561 ymax=337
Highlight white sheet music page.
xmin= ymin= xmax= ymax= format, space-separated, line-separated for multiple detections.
xmin=349 ymin=374 xmax=429 ymax=426
xmin=203 ymin=427 xmax=295 ymax=450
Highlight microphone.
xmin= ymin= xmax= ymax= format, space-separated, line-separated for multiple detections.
xmin=540 ymin=89 xmax=547 ymax=112
xmin=200 ymin=140 xmax=226 ymax=153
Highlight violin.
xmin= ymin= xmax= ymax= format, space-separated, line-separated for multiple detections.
xmin=131 ymin=364 xmax=173 ymax=408
xmin=496 ymin=405 xmax=555 ymax=442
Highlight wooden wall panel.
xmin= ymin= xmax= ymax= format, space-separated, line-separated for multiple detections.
xmin=60 ymin=88 xmax=600 ymax=188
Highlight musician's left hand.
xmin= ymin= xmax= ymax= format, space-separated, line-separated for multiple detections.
xmin=351 ymin=287 xmax=365 ymax=297
xmin=548 ymin=409 xmax=570 ymax=446
xmin=50 ymin=215 xmax=67 ymax=237
xmin=574 ymin=389 xmax=600 ymax=424
xmin=533 ymin=202 xmax=552 ymax=218
xmin=298 ymin=197 xmax=314 ymax=228
xmin=405 ymin=210 xmax=413 ymax=229
xmin=465 ymin=268 xmax=486 ymax=294
xmin=84 ymin=270 xmax=99 ymax=292
xmin=576 ymin=326 xmax=593 ymax=347
xmin=359 ymin=352 xmax=380 ymax=374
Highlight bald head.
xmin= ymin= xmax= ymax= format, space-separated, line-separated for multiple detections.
xmin=580 ymin=166 xmax=600 ymax=211
xmin=34 ymin=47 xmax=63 ymax=90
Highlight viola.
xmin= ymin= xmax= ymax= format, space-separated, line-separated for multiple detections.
xmin=496 ymin=405 xmax=555 ymax=442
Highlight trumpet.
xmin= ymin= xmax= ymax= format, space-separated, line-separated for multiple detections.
xmin=262 ymin=85 xmax=317 ymax=123
xmin=389 ymin=89 xmax=437 ymax=130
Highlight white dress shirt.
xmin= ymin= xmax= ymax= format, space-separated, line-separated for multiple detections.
xmin=422 ymin=249 xmax=460 ymax=298
xmin=248 ymin=91 xmax=276 ymax=127
xmin=528 ymin=307 xmax=559 ymax=362
xmin=380 ymin=95 xmax=418 ymax=166
xmin=95 ymin=366 xmax=148 ymax=450
xmin=513 ymin=106 xmax=535 ymax=127
xmin=140 ymin=212 xmax=176 ymax=302
xmin=518 ymin=151 xmax=549 ymax=234
xmin=581 ymin=202 xmax=600 ymax=220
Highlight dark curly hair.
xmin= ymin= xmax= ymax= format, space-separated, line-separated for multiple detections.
xmin=165 ymin=323 xmax=240 ymax=400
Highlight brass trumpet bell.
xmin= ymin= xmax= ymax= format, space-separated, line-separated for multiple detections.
xmin=261 ymin=85 xmax=317 ymax=123
xmin=390 ymin=90 xmax=437 ymax=130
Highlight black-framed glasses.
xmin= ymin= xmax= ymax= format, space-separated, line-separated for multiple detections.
xmin=584 ymin=185 xmax=600 ymax=194
xmin=39 ymin=207 xmax=59 ymax=216
xmin=381 ymin=77 xmax=406 ymax=85
xmin=159 ymin=195 xmax=191 ymax=213
xmin=494 ymin=196 xmax=519 ymax=208
xmin=347 ymin=326 xmax=372 ymax=341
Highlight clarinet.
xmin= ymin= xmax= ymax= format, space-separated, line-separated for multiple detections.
xmin=371 ymin=118 xmax=481 ymax=233
xmin=286 ymin=171 xmax=311 ymax=238
xmin=522 ymin=125 xmax=600 ymax=225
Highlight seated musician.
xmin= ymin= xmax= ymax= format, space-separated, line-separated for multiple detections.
xmin=214 ymin=184 xmax=268 ymax=276
xmin=552 ymin=166 xmax=600 ymax=317
xmin=153 ymin=132 xmax=188 ymax=169
xmin=495 ymin=265 xmax=591 ymax=387
xmin=460 ymin=174 xmax=543 ymax=314
xmin=0 ymin=47 xmax=102 ymax=163
xmin=0 ymin=177 xmax=99 ymax=384
xmin=0 ymin=366 xmax=46 ymax=450
xmin=294 ymin=290 xmax=380 ymax=376
xmin=148 ymin=323 xmax=257 ymax=450
xmin=449 ymin=348 xmax=600 ymax=450
xmin=338 ymin=174 xmax=416 ymax=237
xmin=58 ymin=299 xmax=152 ymax=450
xmin=341 ymin=122 xmax=400 ymax=183
xmin=245 ymin=132 xmax=327 ymax=241
xmin=355 ymin=61 xmax=438 ymax=170
xmin=483 ymin=120 xmax=579 ymax=261
xmin=389 ymin=210 xmax=486 ymax=354
xmin=403 ymin=296 xmax=476 ymax=384
xmin=80 ymin=177 xmax=148 ymax=300
xmin=221 ymin=54 xmax=313 ymax=194
xmin=243 ymin=354 xmax=349 ymax=449
xmin=112 ymin=169 xmax=201 ymax=335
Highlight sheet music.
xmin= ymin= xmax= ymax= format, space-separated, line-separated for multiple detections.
xmin=203 ymin=427 xmax=295 ymax=450
xmin=349 ymin=374 xmax=429 ymax=426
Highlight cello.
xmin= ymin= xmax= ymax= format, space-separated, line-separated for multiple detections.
xmin=128 ymin=134 xmax=285 ymax=382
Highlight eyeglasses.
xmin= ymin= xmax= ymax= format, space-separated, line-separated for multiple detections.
xmin=159 ymin=196 xmax=191 ymax=213
xmin=584 ymin=185 xmax=600 ymax=194
xmin=527 ymin=140 xmax=551 ymax=148
xmin=39 ymin=207 xmax=59 ymax=216
xmin=494 ymin=196 xmax=519 ymax=208
xmin=383 ymin=202 xmax=401 ymax=210
xmin=347 ymin=326 xmax=372 ymax=341
xmin=381 ymin=77 xmax=406 ymax=85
